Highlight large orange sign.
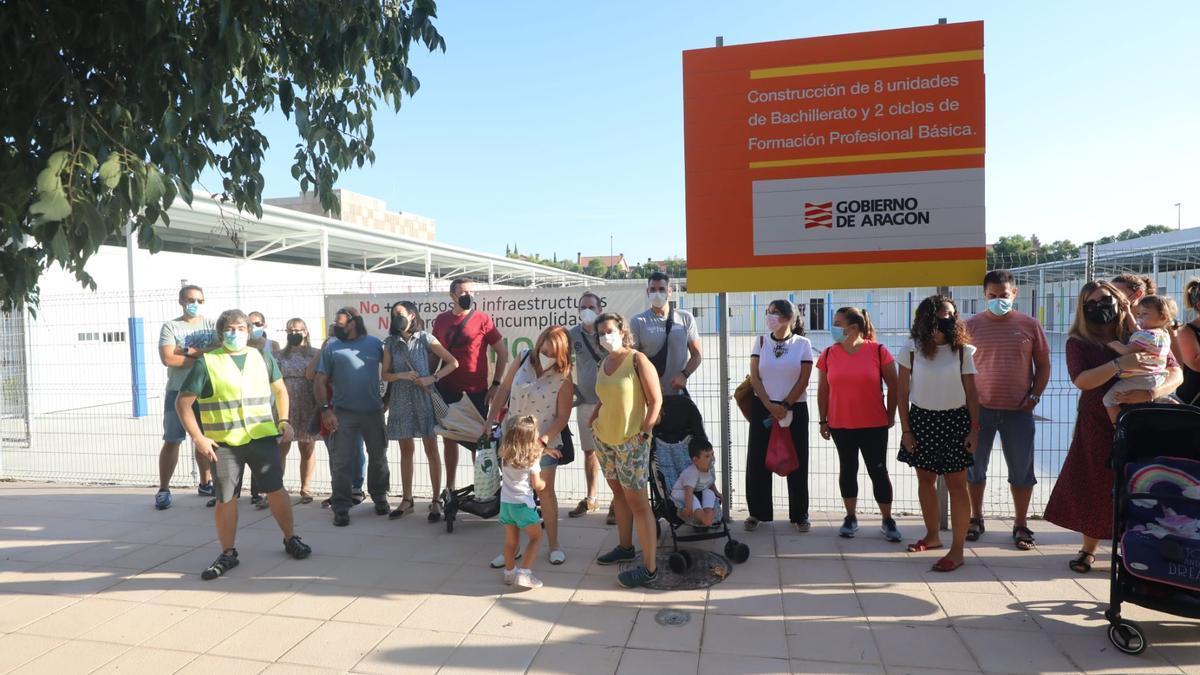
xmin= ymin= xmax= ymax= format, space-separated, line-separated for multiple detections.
xmin=683 ymin=21 xmax=986 ymax=292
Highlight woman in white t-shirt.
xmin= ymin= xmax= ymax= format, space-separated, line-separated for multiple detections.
xmin=745 ymin=300 xmax=815 ymax=532
xmin=897 ymin=295 xmax=980 ymax=573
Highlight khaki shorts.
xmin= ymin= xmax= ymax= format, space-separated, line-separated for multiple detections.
xmin=575 ymin=404 xmax=597 ymax=452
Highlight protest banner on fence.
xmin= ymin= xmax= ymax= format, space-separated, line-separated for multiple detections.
xmin=324 ymin=285 xmax=648 ymax=362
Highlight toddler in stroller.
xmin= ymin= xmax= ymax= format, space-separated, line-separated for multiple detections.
xmin=649 ymin=396 xmax=750 ymax=573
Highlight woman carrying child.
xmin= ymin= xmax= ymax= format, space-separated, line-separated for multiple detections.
xmin=896 ymin=295 xmax=980 ymax=572
xmin=498 ymin=415 xmax=548 ymax=589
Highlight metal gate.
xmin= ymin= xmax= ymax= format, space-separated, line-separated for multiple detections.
xmin=0 ymin=310 xmax=31 ymax=451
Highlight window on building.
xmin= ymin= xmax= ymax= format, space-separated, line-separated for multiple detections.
xmin=809 ymin=298 xmax=826 ymax=331
xmin=103 ymin=331 xmax=127 ymax=343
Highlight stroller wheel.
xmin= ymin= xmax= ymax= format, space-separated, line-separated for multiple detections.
xmin=1108 ymin=619 xmax=1147 ymax=655
xmin=724 ymin=540 xmax=737 ymax=559
xmin=668 ymin=552 xmax=688 ymax=574
xmin=678 ymin=549 xmax=695 ymax=569
xmin=445 ymin=518 xmax=454 ymax=534
xmin=732 ymin=541 xmax=750 ymax=564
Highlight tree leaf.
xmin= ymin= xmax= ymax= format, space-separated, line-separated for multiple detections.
xmin=29 ymin=191 xmax=72 ymax=223
xmin=144 ymin=165 xmax=166 ymax=203
xmin=47 ymin=150 xmax=71 ymax=174
xmin=35 ymin=167 xmax=61 ymax=195
xmin=99 ymin=152 xmax=122 ymax=190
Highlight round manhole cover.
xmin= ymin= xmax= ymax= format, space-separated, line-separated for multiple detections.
xmin=620 ymin=548 xmax=733 ymax=591
xmin=655 ymin=608 xmax=691 ymax=626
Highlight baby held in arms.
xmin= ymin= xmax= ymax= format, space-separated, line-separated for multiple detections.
xmin=1104 ymin=295 xmax=1178 ymax=424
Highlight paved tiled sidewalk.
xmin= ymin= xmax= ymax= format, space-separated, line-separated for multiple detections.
xmin=0 ymin=483 xmax=1196 ymax=674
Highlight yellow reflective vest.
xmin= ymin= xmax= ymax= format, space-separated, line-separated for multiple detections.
xmin=197 ymin=347 xmax=279 ymax=445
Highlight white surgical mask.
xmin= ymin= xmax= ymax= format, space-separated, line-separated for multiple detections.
xmin=600 ymin=331 xmax=623 ymax=352
xmin=648 ymin=291 xmax=668 ymax=309
xmin=223 ymin=330 xmax=248 ymax=352
xmin=765 ymin=315 xmax=782 ymax=331
xmin=539 ymin=353 xmax=556 ymax=370
xmin=579 ymin=308 xmax=598 ymax=326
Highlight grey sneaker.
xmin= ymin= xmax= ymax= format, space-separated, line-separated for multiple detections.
xmin=596 ymin=545 xmax=637 ymax=566
xmin=838 ymin=515 xmax=859 ymax=538
xmin=792 ymin=520 xmax=811 ymax=533
xmin=880 ymin=518 xmax=902 ymax=542
xmin=617 ymin=565 xmax=659 ymax=589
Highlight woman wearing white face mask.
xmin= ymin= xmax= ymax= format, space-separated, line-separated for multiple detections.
xmin=744 ymin=300 xmax=814 ymax=532
xmin=816 ymin=306 xmax=902 ymax=541
xmin=485 ymin=325 xmax=575 ymax=567
xmin=589 ymin=313 xmax=664 ymax=589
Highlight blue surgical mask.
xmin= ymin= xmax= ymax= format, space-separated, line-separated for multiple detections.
xmin=223 ymin=330 xmax=248 ymax=352
xmin=184 ymin=302 xmax=201 ymax=318
xmin=829 ymin=325 xmax=847 ymax=342
xmin=250 ymin=326 xmax=265 ymax=340
xmin=987 ymin=298 xmax=1013 ymax=316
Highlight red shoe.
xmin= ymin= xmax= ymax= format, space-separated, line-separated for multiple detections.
xmin=931 ymin=556 xmax=964 ymax=573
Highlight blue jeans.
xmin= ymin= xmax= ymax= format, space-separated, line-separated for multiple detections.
xmin=967 ymin=407 xmax=1037 ymax=487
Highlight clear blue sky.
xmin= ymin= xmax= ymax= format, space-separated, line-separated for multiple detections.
xmin=232 ymin=1 xmax=1200 ymax=264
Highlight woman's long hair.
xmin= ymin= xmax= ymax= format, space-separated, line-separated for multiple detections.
xmin=767 ymin=299 xmax=805 ymax=336
xmin=282 ymin=317 xmax=313 ymax=355
xmin=1112 ymin=273 xmax=1157 ymax=298
xmin=911 ymin=295 xmax=970 ymax=359
xmin=1069 ymin=280 xmax=1133 ymax=345
xmin=532 ymin=325 xmax=572 ymax=377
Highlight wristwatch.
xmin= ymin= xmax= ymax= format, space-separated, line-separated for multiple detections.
xmin=1027 ymin=393 xmax=1041 ymax=402
xmin=320 ymin=404 xmax=332 ymax=411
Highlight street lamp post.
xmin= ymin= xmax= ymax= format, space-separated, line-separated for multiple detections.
xmin=1176 ymin=202 xmax=1182 ymax=230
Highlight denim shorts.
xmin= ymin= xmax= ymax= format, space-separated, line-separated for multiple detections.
xmin=162 ymin=390 xmax=193 ymax=443
xmin=967 ymin=407 xmax=1037 ymax=487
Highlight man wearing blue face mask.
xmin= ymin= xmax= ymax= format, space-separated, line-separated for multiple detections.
xmin=247 ymin=311 xmax=280 ymax=355
xmin=964 ymin=270 xmax=1051 ymax=550
xmin=155 ymin=284 xmax=218 ymax=510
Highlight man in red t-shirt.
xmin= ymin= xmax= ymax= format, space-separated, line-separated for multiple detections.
xmin=964 ymin=269 xmax=1051 ymax=551
xmin=431 ymin=278 xmax=508 ymax=514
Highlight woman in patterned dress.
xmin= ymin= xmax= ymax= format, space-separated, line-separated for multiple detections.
xmin=382 ymin=301 xmax=459 ymax=519
xmin=1044 ymin=280 xmax=1183 ymax=573
xmin=277 ymin=318 xmax=322 ymax=503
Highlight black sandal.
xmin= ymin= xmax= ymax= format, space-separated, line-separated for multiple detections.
xmin=1012 ymin=525 xmax=1036 ymax=551
xmin=1068 ymin=550 xmax=1095 ymax=574
xmin=966 ymin=518 xmax=985 ymax=542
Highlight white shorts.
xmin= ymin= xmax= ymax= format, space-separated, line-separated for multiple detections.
xmin=575 ymin=404 xmax=597 ymax=452
xmin=672 ymin=487 xmax=718 ymax=511
xmin=1103 ymin=373 xmax=1168 ymax=408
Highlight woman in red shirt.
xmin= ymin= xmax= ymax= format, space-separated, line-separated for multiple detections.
xmin=816 ymin=307 xmax=901 ymax=542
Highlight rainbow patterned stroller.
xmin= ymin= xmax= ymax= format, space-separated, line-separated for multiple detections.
xmin=1105 ymin=405 xmax=1200 ymax=654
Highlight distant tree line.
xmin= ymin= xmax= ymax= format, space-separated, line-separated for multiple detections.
xmin=988 ymin=224 xmax=1174 ymax=269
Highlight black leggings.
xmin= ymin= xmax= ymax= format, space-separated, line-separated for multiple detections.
xmin=745 ymin=398 xmax=809 ymax=523
xmin=829 ymin=426 xmax=893 ymax=504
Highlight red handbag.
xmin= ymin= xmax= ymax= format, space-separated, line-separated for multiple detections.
xmin=765 ymin=422 xmax=799 ymax=476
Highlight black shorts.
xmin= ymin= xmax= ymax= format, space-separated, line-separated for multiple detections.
xmin=213 ymin=436 xmax=283 ymax=503
xmin=435 ymin=385 xmax=488 ymax=451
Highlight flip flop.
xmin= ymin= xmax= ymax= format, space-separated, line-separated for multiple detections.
xmin=966 ymin=518 xmax=985 ymax=542
xmin=906 ymin=539 xmax=944 ymax=553
xmin=931 ymin=556 xmax=964 ymax=573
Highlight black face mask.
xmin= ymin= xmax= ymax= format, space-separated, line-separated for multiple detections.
xmin=457 ymin=294 xmax=473 ymax=311
xmin=286 ymin=333 xmax=304 ymax=347
xmin=333 ymin=325 xmax=349 ymax=340
xmin=1084 ymin=301 xmax=1118 ymax=325
xmin=390 ymin=315 xmax=409 ymax=335
xmin=936 ymin=317 xmax=957 ymax=335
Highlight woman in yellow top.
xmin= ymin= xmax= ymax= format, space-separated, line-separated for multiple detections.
xmin=588 ymin=313 xmax=663 ymax=588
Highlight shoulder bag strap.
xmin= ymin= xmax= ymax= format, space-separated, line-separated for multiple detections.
xmin=445 ymin=310 xmax=475 ymax=350
xmin=580 ymin=330 xmax=603 ymax=364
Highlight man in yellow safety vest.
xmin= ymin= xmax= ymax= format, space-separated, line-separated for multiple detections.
xmin=177 ymin=309 xmax=312 ymax=579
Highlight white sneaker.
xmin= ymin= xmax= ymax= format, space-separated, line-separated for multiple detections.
xmin=503 ymin=569 xmax=516 ymax=585
xmin=491 ymin=552 xmax=520 ymax=569
xmin=516 ymin=569 xmax=543 ymax=589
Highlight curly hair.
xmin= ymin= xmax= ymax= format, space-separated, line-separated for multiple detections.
xmin=500 ymin=415 xmax=542 ymax=470
xmin=910 ymin=295 xmax=970 ymax=359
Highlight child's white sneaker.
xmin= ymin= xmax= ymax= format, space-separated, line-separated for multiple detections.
xmin=503 ymin=568 xmax=517 ymax=585
xmin=516 ymin=568 xmax=543 ymax=589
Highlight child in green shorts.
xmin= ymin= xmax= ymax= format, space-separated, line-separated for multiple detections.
xmin=499 ymin=415 xmax=547 ymax=589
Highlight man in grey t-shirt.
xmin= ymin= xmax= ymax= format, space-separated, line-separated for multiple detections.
xmin=155 ymin=284 xmax=218 ymax=510
xmin=630 ymin=272 xmax=702 ymax=397
xmin=567 ymin=291 xmax=611 ymax=521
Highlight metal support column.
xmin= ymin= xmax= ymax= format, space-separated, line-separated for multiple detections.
xmin=1085 ymin=242 xmax=1096 ymax=281
xmin=320 ymin=230 xmax=330 ymax=332
xmin=718 ymin=292 xmax=732 ymax=523
xmin=425 ymin=250 xmax=433 ymax=292
xmin=125 ymin=223 xmax=148 ymax=418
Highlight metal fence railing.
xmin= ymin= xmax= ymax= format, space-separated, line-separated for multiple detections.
xmin=0 ymin=275 xmax=1173 ymax=519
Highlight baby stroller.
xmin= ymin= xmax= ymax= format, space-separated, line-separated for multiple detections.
xmin=1105 ymin=405 xmax=1200 ymax=654
xmin=441 ymin=424 xmax=542 ymax=534
xmin=648 ymin=396 xmax=750 ymax=573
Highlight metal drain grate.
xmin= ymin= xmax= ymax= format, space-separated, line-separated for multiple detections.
xmin=655 ymin=608 xmax=691 ymax=626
